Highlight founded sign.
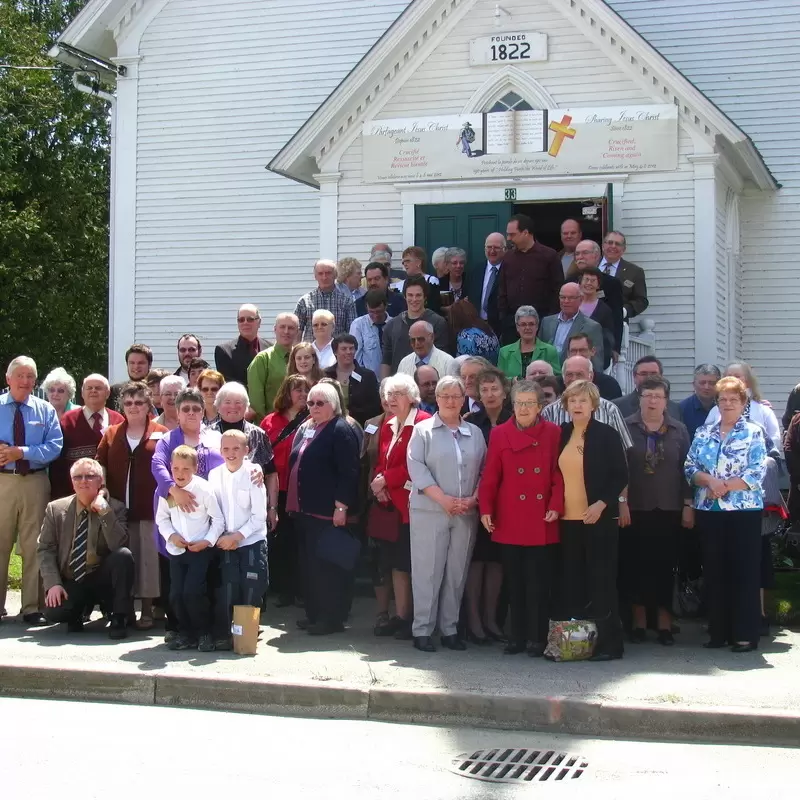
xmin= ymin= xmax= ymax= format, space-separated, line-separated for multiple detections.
xmin=361 ymin=105 xmax=678 ymax=183
xmin=469 ymin=31 xmax=548 ymax=66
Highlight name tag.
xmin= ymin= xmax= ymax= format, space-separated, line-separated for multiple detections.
xmin=303 ymin=428 xmax=315 ymax=439
xmin=404 ymin=481 xmax=413 ymax=491
xmin=364 ymin=424 xmax=378 ymax=435
xmin=624 ymin=279 xmax=634 ymax=288
xmin=149 ymin=432 xmax=165 ymax=440
xmin=351 ymin=372 xmax=362 ymax=383
xmin=596 ymin=290 xmax=606 ymax=299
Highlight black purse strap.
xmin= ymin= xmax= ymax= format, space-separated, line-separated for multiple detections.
xmin=269 ymin=410 xmax=308 ymax=449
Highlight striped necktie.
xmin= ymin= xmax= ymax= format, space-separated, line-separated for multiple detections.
xmin=70 ymin=509 xmax=89 ymax=583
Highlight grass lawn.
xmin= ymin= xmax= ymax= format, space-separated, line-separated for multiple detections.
xmin=8 ymin=552 xmax=22 ymax=591
xmin=772 ymin=570 xmax=800 ymax=627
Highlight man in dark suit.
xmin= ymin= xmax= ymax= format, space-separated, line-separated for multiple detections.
xmin=324 ymin=334 xmax=381 ymax=428
xmin=566 ymin=333 xmax=622 ymax=400
xmin=214 ymin=304 xmax=272 ymax=387
xmin=599 ymin=231 xmax=649 ymax=319
xmin=540 ymin=283 xmax=605 ymax=373
xmin=357 ymin=262 xmax=406 ymax=317
xmin=38 ymin=457 xmax=133 ymax=638
xmin=476 ymin=232 xmax=504 ymax=338
xmin=612 ymin=355 xmax=681 ymax=419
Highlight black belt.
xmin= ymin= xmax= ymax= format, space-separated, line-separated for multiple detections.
xmin=0 ymin=467 xmax=46 ymax=476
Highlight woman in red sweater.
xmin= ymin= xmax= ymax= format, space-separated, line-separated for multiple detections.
xmin=479 ymin=379 xmax=564 ymax=657
xmin=260 ymin=374 xmax=311 ymax=607
xmin=368 ymin=373 xmax=430 ymax=639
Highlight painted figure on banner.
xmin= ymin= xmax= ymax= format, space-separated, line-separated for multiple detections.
xmin=457 ymin=121 xmax=475 ymax=157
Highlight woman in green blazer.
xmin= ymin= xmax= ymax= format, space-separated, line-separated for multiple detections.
xmin=497 ymin=306 xmax=561 ymax=381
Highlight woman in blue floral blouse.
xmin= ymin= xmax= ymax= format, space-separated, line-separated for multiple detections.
xmin=449 ymin=300 xmax=500 ymax=365
xmin=684 ymin=376 xmax=767 ymax=653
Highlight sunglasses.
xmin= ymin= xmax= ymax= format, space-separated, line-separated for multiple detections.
xmin=199 ymin=386 xmax=220 ymax=393
xmin=307 ymin=400 xmax=328 ymax=408
xmin=180 ymin=405 xmax=203 ymax=413
xmin=122 ymin=400 xmax=148 ymax=407
xmin=238 ymin=316 xmax=258 ymax=323
xmin=72 ymin=474 xmax=101 ymax=482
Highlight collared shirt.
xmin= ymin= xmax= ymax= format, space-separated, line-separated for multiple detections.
xmin=350 ymin=313 xmax=392 ymax=375
xmin=246 ymin=343 xmax=291 ymax=421
xmin=561 ymin=252 xmax=574 ymax=276
xmin=679 ymin=394 xmax=715 ymax=441
xmin=335 ymin=282 xmax=366 ymax=303
xmin=397 ymin=346 xmax=455 ymax=379
xmin=208 ymin=463 xmax=268 ymax=547
xmin=599 ymin=258 xmax=620 ymax=277
xmin=0 ymin=392 xmax=63 ymax=471
xmin=294 ymin=287 xmax=356 ymax=341
xmin=82 ymin=406 xmax=109 ymax=431
xmin=386 ymin=407 xmax=418 ymax=459
xmin=313 ymin=340 xmax=336 ymax=369
xmin=684 ymin=418 xmax=767 ymax=511
xmin=155 ymin=475 xmax=226 ymax=555
xmin=480 ymin=261 xmax=501 ymax=319
xmin=553 ymin=312 xmax=579 ymax=352
xmin=542 ymin=396 xmax=633 ymax=450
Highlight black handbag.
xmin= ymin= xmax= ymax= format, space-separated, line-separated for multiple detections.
xmin=672 ymin=569 xmax=703 ymax=619
xmin=316 ymin=524 xmax=361 ymax=571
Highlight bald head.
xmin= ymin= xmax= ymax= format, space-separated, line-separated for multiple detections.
xmin=560 ymin=219 xmax=582 ymax=253
xmin=525 ymin=360 xmax=554 ymax=380
xmin=562 ymin=355 xmax=594 ymax=386
xmin=314 ymin=259 xmax=337 ymax=291
xmin=575 ymin=239 xmax=602 ymax=270
xmin=558 ymin=281 xmax=582 ymax=319
xmin=485 ymin=232 xmax=506 ymax=266
xmin=237 ymin=303 xmax=261 ymax=341
xmin=409 ymin=320 xmax=434 ymax=358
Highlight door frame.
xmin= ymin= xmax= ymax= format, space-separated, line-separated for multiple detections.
xmin=398 ymin=175 xmax=627 ymax=248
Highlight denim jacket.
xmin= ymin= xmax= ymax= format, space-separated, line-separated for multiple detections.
xmin=684 ymin=418 xmax=767 ymax=511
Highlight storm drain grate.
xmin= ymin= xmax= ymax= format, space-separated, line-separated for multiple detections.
xmin=450 ymin=748 xmax=589 ymax=784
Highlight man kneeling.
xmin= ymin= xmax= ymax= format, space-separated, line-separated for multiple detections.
xmin=209 ymin=429 xmax=268 ymax=651
xmin=39 ymin=458 xmax=133 ymax=639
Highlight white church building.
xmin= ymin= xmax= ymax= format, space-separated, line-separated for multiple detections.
xmin=52 ymin=0 xmax=800 ymax=404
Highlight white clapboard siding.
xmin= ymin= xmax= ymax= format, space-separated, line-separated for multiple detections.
xmin=609 ymin=0 xmax=800 ymax=409
xmin=715 ymin=179 xmax=729 ymax=364
xmin=337 ymin=0 xmax=697 ymax=395
xmin=134 ymin=0 xmax=409 ymax=368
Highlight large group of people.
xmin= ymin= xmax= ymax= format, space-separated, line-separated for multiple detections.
xmin=0 ymin=213 xmax=791 ymax=662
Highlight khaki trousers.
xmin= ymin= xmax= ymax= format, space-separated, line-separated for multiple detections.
xmin=0 ymin=471 xmax=50 ymax=616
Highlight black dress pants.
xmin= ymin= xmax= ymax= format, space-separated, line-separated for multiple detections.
xmin=169 ymin=548 xmax=214 ymax=638
xmin=44 ymin=548 xmax=135 ymax=625
xmin=295 ymin=514 xmax=353 ymax=627
xmin=501 ymin=544 xmax=554 ymax=646
xmin=698 ymin=509 xmax=761 ymax=645
xmin=268 ymin=491 xmax=298 ymax=599
xmin=559 ymin=518 xmax=624 ymax=657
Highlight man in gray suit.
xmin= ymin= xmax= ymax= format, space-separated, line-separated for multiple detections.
xmin=612 ymin=355 xmax=682 ymax=419
xmin=540 ymin=282 xmax=604 ymax=373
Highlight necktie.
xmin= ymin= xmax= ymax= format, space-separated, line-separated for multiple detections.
xmin=250 ymin=338 xmax=260 ymax=356
xmin=91 ymin=412 xmax=103 ymax=434
xmin=483 ymin=267 xmax=498 ymax=315
xmin=603 ymin=263 xmax=612 ymax=275
xmin=70 ymin=509 xmax=89 ymax=583
xmin=376 ymin=322 xmax=385 ymax=347
xmin=416 ymin=358 xmax=425 ymax=368
xmin=13 ymin=403 xmax=30 ymax=475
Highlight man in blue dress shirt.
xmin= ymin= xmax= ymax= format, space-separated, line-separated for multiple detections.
xmin=0 ymin=356 xmax=63 ymax=625
xmin=678 ymin=363 xmax=722 ymax=440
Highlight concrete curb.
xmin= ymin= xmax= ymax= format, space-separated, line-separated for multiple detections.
xmin=1 ymin=663 xmax=799 ymax=746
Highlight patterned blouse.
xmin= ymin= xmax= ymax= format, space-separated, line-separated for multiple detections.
xmin=456 ymin=327 xmax=500 ymax=365
xmin=684 ymin=417 xmax=767 ymax=511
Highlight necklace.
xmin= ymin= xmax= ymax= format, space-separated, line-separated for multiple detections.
xmin=576 ymin=427 xmax=586 ymax=456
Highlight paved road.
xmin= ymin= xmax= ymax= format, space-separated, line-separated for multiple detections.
xmin=2 ymin=697 xmax=798 ymax=799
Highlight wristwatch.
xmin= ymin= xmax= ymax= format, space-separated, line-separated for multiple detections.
xmin=268 ymin=506 xmax=277 ymax=511
xmin=617 ymin=496 xmax=627 ymax=504
xmin=335 ymin=506 xmax=346 ymax=512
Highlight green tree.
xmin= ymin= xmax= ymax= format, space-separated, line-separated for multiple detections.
xmin=0 ymin=0 xmax=110 ymax=387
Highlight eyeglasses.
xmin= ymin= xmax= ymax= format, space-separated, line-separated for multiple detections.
xmin=238 ymin=316 xmax=258 ymax=323
xmin=122 ymin=400 xmax=148 ymax=407
xmin=604 ymin=239 xmax=624 ymax=247
xmin=438 ymin=395 xmax=463 ymax=402
xmin=409 ymin=336 xmax=429 ymax=343
xmin=180 ymin=405 xmax=203 ymax=413
xmin=517 ymin=321 xmax=537 ymax=328
xmin=385 ymin=391 xmax=409 ymax=399
xmin=72 ymin=474 xmax=101 ymax=482
xmin=199 ymin=386 xmax=220 ymax=393
xmin=48 ymin=387 xmax=67 ymax=394
xmin=312 ymin=322 xmax=331 ymax=328
xmin=307 ymin=400 xmax=328 ymax=408
xmin=514 ymin=400 xmax=539 ymax=409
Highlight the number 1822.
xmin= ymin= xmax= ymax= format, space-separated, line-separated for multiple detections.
xmin=490 ymin=42 xmax=531 ymax=61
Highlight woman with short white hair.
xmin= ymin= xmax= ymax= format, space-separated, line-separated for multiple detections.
xmin=406 ymin=375 xmax=487 ymax=652
xmin=311 ymin=309 xmax=337 ymax=369
xmin=287 ymin=381 xmax=360 ymax=635
xmin=42 ymin=367 xmax=78 ymax=420
xmin=335 ymin=257 xmax=365 ymax=302
xmin=367 ymin=373 xmax=430 ymax=639
xmin=155 ymin=375 xmax=185 ymax=431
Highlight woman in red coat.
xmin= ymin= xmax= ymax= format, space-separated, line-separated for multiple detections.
xmin=479 ymin=379 xmax=564 ymax=657
xmin=369 ymin=373 xmax=431 ymax=639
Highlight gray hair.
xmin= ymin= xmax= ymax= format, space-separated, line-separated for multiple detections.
xmin=214 ymin=381 xmax=250 ymax=410
xmin=160 ymin=375 xmax=187 ymax=394
xmin=525 ymin=360 xmax=554 ymax=379
xmin=444 ymin=247 xmax=466 ymax=264
xmin=514 ymin=305 xmax=540 ymax=326
xmin=431 ymin=247 xmax=449 ymax=267
xmin=275 ymin=312 xmax=299 ymax=328
xmin=409 ymin=320 xmax=434 ymax=336
xmin=459 ymin=356 xmax=492 ymax=375
xmin=6 ymin=356 xmax=37 ymax=380
xmin=308 ymin=382 xmax=342 ymax=415
xmin=370 ymin=250 xmax=392 ymax=263
xmin=579 ymin=240 xmax=602 ymax=256
xmin=511 ymin=379 xmax=545 ymax=406
xmin=435 ymin=375 xmax=465 ymax=398
xmin=82 ymin=373 xmax=110 ymax=392
xmin=381 ymin=373 xmax=420 ymax=406
xmin=42 ymin=367 xmax=76 ymax=400
xmin=69 ymin=457 xmax=105 ymax=480
xmin=449 ymin=354 xmax=471 ymax=377
xmin=694 ymin=363 xmax=722 ymax=380
xmin=312 ymin=308 xmax=335 ymax=325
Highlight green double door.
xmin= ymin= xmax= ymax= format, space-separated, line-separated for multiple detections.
xmin=414 ymin=202 xmax=512 ymax=304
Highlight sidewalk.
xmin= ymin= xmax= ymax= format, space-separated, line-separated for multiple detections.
xmin=1 ymin=590 xmax=799 ymax=745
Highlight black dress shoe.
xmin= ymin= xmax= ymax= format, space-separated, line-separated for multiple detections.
xmin=66 ymin=619 xmax=84 ymax=633
xmin=466 ymin=629 xmax=491 ymax=646
xmin=306 ymin=622 xmax=344 ymax=636
xmin=23 ymin=612 xmax=47 ymax=626
xmin=108 ymin=615 xmax=128 ymax=640
xmin=629 ymin=627 xmax=646 ymax=644
xmin=731 ymin=642 xmax=758 ymax=653
xmin=440 ymin=634 xmax=467 ymax=651
xmin=504 ymin=641 xmax=526 ymax=655
xmin=657 ymin=629 xmax=675 ymax=646
xmin=527 ymin=643 xmax=545 ymax=658
xmin=413 ymin=636 xmax=436 ymax=652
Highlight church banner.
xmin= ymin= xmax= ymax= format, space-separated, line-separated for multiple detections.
xmin=361 ymin=105 xmax=678 ymax=183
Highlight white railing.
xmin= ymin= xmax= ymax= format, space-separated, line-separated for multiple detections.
xmin=613 ymin=318 xmax=656 ymax=394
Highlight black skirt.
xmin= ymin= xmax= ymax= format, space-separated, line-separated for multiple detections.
xmin=472 ymin=522 xmax=502 ymax=563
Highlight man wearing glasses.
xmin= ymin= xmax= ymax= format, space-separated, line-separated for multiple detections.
xmin=175 ymin=333 xmax=203 ymax=383
xmin=599 ymin=231 xmax=649 ymax=320
xmin=479 ymin=233 xmax=505 ymax=337
xmin=39 ymin=457 xmax=132 ymax=639
xmin=214 ymin=304 xmax=272 ymax=387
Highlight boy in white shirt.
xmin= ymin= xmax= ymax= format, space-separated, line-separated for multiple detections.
xmin=208 ymin=429 xmax=269 ymax=651
xmin=155 ymin=445 xmax=225 ymax=652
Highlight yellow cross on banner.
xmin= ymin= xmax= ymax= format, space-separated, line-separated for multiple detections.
xmin=548 ymin=114 xmax=576 ymax=157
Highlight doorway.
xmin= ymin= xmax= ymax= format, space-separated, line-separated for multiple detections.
xmin=513 ymin=199 xmax=606 ymax=252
